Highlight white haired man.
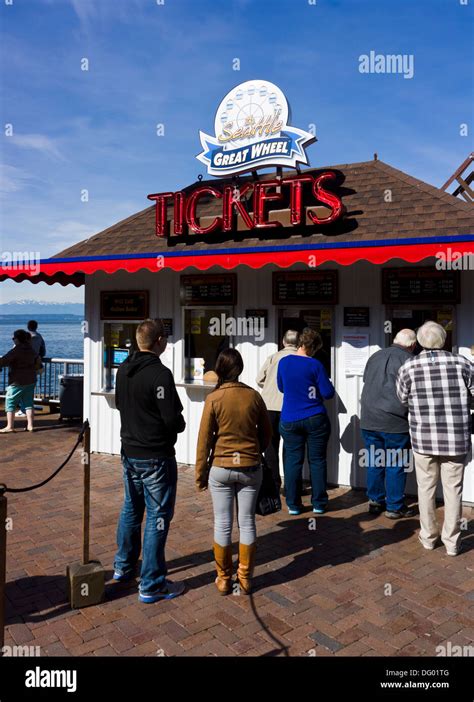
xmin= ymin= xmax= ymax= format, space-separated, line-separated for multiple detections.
xmin=256 ymin=329 xmax=298 ymax=490
xmin=396 ymin=321 xmax=473 ymax=556
xmin=360 ymin=329 xmax=417 ymax=518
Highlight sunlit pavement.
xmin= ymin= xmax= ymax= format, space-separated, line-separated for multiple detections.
xmin=2 ymin=411 xmax=473 ymax=657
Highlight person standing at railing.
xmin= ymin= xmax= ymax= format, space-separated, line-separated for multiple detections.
xmin=16 ymin=321 xmax=46 ymax=417
xmin=27 ymin=320 xmax=46 ymax=359
xmin=0 ymin=329 xmax=43 ymax=433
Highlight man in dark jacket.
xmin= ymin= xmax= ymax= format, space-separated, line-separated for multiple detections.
xmin=114 ymin=318 xmax=186 ymax=603
xmin=360 ymin=329 xmax=417 ymax=518
xmin=0 ymin=329 xmax=42 ymax=433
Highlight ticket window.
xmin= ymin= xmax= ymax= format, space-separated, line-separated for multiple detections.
xmin=277 ymin=308 xmax=334 ymax=376
xmin=102 ymin=322 xmax=139 ymax=390
xmin=184 ymin=308 xmax=232 ymax=382
xmin=386 ymin=306 xmax=455 ymax=353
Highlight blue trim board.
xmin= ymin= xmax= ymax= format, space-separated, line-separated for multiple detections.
xmin=44 ymin=234 xmax=474 ymax=265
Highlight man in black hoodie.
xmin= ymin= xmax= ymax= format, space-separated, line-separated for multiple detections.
xmin=114 ymin=318 xmax=186 ymax=603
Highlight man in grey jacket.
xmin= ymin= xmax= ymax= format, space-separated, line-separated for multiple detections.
xmin=360 ymin=329 xmax=417 ymax=519
xmin=256 ymin=330 xmax=298 ymax=488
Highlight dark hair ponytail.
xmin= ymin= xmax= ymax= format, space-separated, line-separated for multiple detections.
xmin=215 ymin=348 xmax=244 ymax=389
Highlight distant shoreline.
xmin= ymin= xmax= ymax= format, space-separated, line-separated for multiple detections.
xmin=0 ymin=314 xmax=83 ymax=324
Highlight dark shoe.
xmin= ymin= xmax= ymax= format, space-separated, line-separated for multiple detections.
xmin=368 ymin=500 xmax=385 ymax=515
xmin=384 ymin=505 xmax=415 ymax=519
xmin=138 ymin=579 xmax=185 ymax=603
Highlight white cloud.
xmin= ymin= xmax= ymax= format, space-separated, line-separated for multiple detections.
xmin=9 ymin=134 xmax=65 ymax=161
xmin=0 ymin=164 xmax=32 ymax=194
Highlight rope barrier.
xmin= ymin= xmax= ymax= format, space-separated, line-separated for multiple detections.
xmin=0 ymin=420 xmax=88 ymax=495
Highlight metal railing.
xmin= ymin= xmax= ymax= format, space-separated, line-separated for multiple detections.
xmin=0 ymin=357 xmax=84 ymax=403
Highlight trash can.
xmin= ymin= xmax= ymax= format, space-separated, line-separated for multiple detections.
xmin=59 ymin=374 xmax=84 ymax=419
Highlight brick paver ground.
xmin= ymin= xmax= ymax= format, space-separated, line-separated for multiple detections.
xmin=1 ymin=411 xmax=473 ymax=657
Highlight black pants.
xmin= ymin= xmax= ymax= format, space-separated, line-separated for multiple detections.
xmin=264 ymin=410 xmax=282 ymax=489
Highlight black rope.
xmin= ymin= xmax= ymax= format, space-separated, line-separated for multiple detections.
xmin=0 ymin=421 xmax=89 ymax=495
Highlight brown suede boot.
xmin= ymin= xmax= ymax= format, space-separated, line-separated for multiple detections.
xmin=213 ymin=543 xmax=233 ymax=595
xmin=237 ymin=542 xmax=256 ymax=595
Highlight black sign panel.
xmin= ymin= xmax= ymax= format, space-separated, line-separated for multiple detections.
xmin=382 ymin=269 xmax=460 ymax=304
xmin=180 ymin=274 xmax=237 ymax=306
xmin=162 ymin=318 xmax=173 ymax=337
xmin=344 ymin=307 xmax=370 ymax=327
xmin=245 ymin=309 xmax=269 ymax=327
xmin=273 ymin=271 xmax=338 ymax=305
xmin=100 ymin=291 xmax=149 ymax=320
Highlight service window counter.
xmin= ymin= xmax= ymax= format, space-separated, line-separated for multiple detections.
xmin=382 ymin=268 xmax=460 ymax=352
xmin=180 ymin=274 xmax=237 ymax=384
xmin=102 ymin=321 xmax=139 ymax=390
xmin=98 ymin=290 xmax=149 ymax=391
xmin=273 ymin=270 xmax=338 ymax=377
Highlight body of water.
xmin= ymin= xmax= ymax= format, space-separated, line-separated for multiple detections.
xmin=0 ymin=316 xmax=84 ymax=359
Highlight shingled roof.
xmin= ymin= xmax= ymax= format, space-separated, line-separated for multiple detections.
xmin=54 ymin=159 xmax=474 ymax=259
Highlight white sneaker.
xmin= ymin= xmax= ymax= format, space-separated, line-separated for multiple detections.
xmin=417 ymin=535 xmax=436 ymax=550
xmin=15 ymin=410 xmax=26 ymax=417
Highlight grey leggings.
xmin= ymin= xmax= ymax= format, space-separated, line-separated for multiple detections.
xmin=209 ymin=465 xmax=263 ymax=546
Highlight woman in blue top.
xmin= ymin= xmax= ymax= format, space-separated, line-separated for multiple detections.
xmin=277 ymin=328 xmax=335 ymax=515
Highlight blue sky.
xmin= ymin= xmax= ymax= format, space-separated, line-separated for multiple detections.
xmin=1 ymin=0 xmax=472 ymax=302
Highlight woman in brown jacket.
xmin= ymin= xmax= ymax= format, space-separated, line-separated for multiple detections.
xmin=195 ymin=349 xmax=272 ymax=595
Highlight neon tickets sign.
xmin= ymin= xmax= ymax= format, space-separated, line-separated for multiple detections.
xmin=147 ymin=172 xmax=344 ymax=237
xmin=196 ymin=80 xmax=316 ymax=176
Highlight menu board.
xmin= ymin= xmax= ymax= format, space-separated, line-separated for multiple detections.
xmin=382 ymin=269 xmax=460 ymax=304
xmin=273 ymin=271 xmax=338 ymax=305
xmin=246 ymin=309 xmax=269 ymax=327
xmin=100 ymin=291 xmax=149 ymax=320
xmin=180 ymin=274 xmax=237 ymax=305
xmin=344 ymin=307 xmax=370 ymax=327
xmin=162 ymin=318 xmax=173 ymax=337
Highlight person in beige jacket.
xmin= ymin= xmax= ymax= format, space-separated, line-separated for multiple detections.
xmin=256 ymin=330 xmax=298 ymax=488
xmin=195 ymin=348 xmax=272 ymax=595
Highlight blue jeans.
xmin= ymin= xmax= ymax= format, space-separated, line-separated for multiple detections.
xmin=114 ymin=452 xmax=177 ymax=595
xmin=361 ymin=430 xmax=411 ymax=512
xmin=280 ymin=413 xmax=331 ymax=511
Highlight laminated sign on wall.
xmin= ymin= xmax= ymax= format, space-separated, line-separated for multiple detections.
xmin=342 ymin=334 xmax=369 ymax=376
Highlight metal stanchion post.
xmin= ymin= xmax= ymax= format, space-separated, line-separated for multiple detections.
xmin=67 ymin=421 xmax=105 ymax=608
xmin=0 ymin=492 xmax=6 ymax=652
xmin=83 ymin=421 xmax=90 ymax=565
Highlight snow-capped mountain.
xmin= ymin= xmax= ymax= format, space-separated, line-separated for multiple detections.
xmin=0 ymin=299 xmax=84 ymax=316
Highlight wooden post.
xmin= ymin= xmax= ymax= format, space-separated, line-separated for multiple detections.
xmin=82 ymin=420 xmax=90 ymax=565
xmin=67 ymin=419 xmax=105 ymax=608
xmin=0 ymin=493 xmax=7 ymax=652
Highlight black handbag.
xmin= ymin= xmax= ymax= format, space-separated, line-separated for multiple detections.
xmin=256 ymin=456 xmax=282 ymax=516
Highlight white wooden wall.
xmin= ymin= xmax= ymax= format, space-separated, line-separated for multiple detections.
xmin=83 ymin=262 xmax=473 ymax=503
